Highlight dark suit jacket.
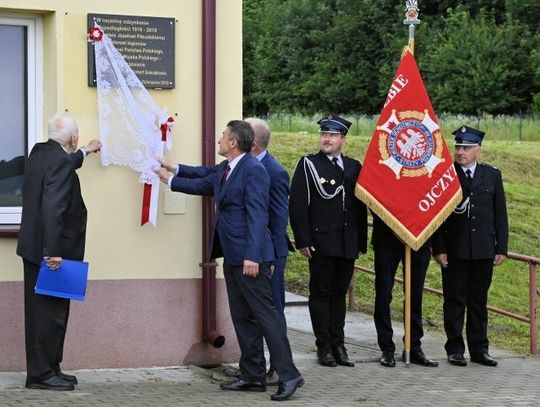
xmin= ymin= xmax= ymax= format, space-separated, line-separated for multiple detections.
xmin=289 ymin=151 xmax=368 ymax=259
xmin=17 ymin=140 xmax=87 ymax=265
xmin=172 ymin=154 xmax=275 ymax=267
xmin=431 ymin=162 xmax=508 ymax=259
xmin=371 ymin=213 xmax=430 ymax=251
xmin=260 ymin=152 xmax=292 ymax=258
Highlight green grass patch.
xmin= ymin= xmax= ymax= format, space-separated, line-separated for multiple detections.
xmin=271 ymin=128 xmax=540 ymax=355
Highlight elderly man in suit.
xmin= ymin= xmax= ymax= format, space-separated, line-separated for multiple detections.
xmin=155 ymin=120 xmax=303 ymax=401
xmin=289 ymin=114 xmax=368 ymax=368
xmin=17 ymin=113 xmax=101 ymax=391
xmin=432 ymin=125 xmax=508 ymax=367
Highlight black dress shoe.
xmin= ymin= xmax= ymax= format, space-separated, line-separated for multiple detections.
xmin=266 ymin=370 xmax=280 ymax=386
xmin=317 ymin=348 xmax=337 ymax=367
xmin=57 ymin=372 xmax=78 ymax=384
xmin=447 ymin=353 xmax=467 ymax=366
xmin=270 ymin=375 xmax=304 ymax=401
xmin=26 ymin=375 xmax=75 ymax=391
xmin=407 ymin=349 xmax=439 ymax=367
xmin=332 ymin=345 xmax=355 ymax=367
xmin=380 ymin=351 xmax=396 ymax=367
xmin=223 ymin=366 xmax=241 ymax=378
xmin=471 ymin=353 xmax=498 ymax=367
xmin=220 ymin=379 xmax=266 ymax=392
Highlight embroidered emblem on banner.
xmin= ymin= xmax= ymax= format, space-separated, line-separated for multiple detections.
xmin=377 ymin=109 xmax=443 ymax=179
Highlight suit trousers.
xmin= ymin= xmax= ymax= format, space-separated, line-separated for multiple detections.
xmin=373 ymin=245 xmax=430 ymax=353
xmin=23 ymin=259 xmax=70 ymax=383
xmin=441 ymin=258 xmax=494 ymax=356
xmin=224 ymin=262 xmax=299 ymax=383
xmin=308 ymin=253 xmax=355 ymax=350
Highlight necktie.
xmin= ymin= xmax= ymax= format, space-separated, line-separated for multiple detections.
xmin=466 ymin=169 xmax=472 ymax=184
xmin=332 ymin=157 xmax=343 ymax=172
xmin=221 ymin=165 xmax=230 ymax=186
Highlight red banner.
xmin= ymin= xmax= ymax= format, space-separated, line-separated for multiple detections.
xmin=356 ymin=48 xmax=462 ymax=250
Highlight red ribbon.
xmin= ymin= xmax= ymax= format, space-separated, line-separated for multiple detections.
xmin=141 ymin=183 xmax=152 ymax=226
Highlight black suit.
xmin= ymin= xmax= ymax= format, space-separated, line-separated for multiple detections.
xmin=432 ymin=162 xmax=508 ymax=356
xmin=16 ymin=140 xmax=87 ymax=384
xmin=290 ymin=151 xmax=367 ymax=350
xmin=372 ymin=215 xmax=430 ymax=353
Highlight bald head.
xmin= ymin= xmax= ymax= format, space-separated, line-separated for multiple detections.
xmin=48 ymin=113 xmax=79 ymax=144
xmin=246 ymin=117 xmax=271 ymax=153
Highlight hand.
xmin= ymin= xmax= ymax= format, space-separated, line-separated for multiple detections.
xmin=299 ymin=246 xmax=315 ymax=259
xmin=434 ymin=253 xmax=448 ymax=268
xmin=494 ymin=254 xmax=507 ymax=266
xmin=158 ymin=157 xmax=176 ymax=172
xmin=243 ymin=260 xmax=259 ymax=277
xmin=44 ymin=256 xmax=62 ymax=270
xmin=85 ymin=139 xmax=102 ymax=153
xmin=153 ymin=166 xmax=172 ymax=184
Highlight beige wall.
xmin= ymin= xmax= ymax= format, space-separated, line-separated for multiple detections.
xmin=0 ymin=0 xmax=243 ymax=370
xmin=0 ymin=0 xmax=243 ymax=281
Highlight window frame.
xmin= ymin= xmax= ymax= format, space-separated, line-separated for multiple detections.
xmin=0 ymin=14 xmax=43 ymax=231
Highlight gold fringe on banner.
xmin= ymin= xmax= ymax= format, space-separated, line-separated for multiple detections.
xmin=355 ymin=183 xmax=463 ymax=251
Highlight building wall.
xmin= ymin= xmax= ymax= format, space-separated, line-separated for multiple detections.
xmin=0 ymin=0 xmax=242 ymax=371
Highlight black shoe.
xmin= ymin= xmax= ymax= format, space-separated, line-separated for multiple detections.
xmin=220 ymin=379 xmax=266 ymax=392
xmin=26 ymin=375 xmax=75 ymax=391
xmin=266 ymin=370 xmax=280 ymax=386
xmin=380 ymin=351 xmax=395 ymax=367
xmin=57 ymin=371 xmax=78 ymax=384
xmin=407 ymin=349 xmax=439 ymax=367
xmin=317 ymin=348 xmax=337 ymax=367
xmin=447 ymin=353 xmax=467 ymax=366
xmin=332 ymin=345 xmax=355 ymax=367
xmin=270 ymin=375 xmax=304 ymax=401
xmin=223 ymin=366 xmax=241 ymax=378
xmin=471 ymin=353 xmax=498 ymax=367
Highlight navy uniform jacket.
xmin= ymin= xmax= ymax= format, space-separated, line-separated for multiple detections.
xmin=171 ymin=154 xmax=275 ymax=267
xmin=289 ymin=151 xmax=368 ymax=259
xmin=431 ymin=162 xmax=508 ymax=260
xmin=17 ymin=140 xmax=87 ymax=265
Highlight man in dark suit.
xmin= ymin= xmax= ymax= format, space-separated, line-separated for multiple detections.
xmin=432 ymin=125 xmax=508 ymax=367
xmin=372 ymin=215 xmax=438 ymax=368
xmin=289 ymin=114 xmax=368 ymax=368
xmin=17 ymin=113 xmax=101 ymax=391
xmin=222 ymin=118 xmax=292 ymax=384
xmin=155 ymin=120 xmax=303 ymax=401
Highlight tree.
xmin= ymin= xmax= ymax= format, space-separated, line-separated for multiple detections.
xmin=420 ymin=10 xmax=532 ymax=115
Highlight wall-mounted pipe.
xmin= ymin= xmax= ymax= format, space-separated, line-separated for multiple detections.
xmin=201 ymin=0 xmax=224 ymax=348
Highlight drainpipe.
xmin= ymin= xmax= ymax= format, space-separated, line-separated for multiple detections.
xmin=201 ymin=0 xmax=225 ymax=348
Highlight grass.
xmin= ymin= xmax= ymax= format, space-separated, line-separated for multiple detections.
xmin=270 ymin=124 xmax=540 ymax=355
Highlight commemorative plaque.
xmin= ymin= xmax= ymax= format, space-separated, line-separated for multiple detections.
xmin=87 ymin=13 xmax=175 ymax=89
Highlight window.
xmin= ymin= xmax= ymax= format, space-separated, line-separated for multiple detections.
xmin=0 ymin=15 xmax=42 ymax=227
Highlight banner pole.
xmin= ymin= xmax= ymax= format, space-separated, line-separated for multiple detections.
xmin=403 ymin=1 xmax=420 ymax=55
xmin=404 ymin=245 xmax=412 ymax=367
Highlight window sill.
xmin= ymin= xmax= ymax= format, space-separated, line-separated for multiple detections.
xmin=0 ymin=224 xmax=20 ymax=237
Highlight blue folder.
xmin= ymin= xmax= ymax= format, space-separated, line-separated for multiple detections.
xmin=35 ymin=259 xmax=89 ymax=301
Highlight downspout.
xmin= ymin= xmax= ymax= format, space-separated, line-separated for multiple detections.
xmin=201 ymin=0 xmax=225 ymax=348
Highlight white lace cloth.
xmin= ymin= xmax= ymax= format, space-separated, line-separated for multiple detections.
xmin=93 ymin=31 xmax=170 ymax=184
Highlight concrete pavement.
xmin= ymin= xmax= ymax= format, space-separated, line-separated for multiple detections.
xmin=1 ymin=292 xmax=538 ymax=406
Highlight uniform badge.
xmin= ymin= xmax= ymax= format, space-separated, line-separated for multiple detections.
xmin=377 ymin=110 xmax=444 ymax=179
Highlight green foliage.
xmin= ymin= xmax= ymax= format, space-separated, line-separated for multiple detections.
xmin=270 ymin=128 xmax=540 ymax=354
xmin=421 ymin=10 xmax=533 ymax=115
xmin=243 ymin=0 xmax=540 ymax=116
